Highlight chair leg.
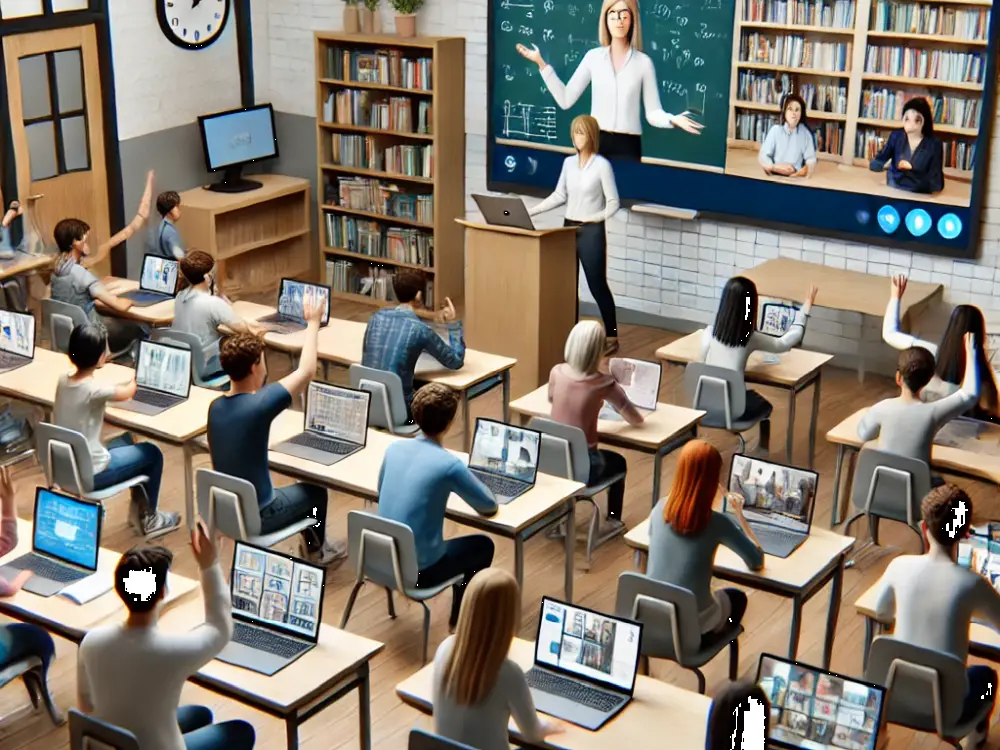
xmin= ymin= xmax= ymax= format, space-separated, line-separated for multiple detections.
xmin=23 ymin=674 xmax=39 ymax=709
xmin=26 ymin=669 xmax=62 ymax=725
xmin=586 ymin=503 xmax=599 ymax=568
xmin=421 ymin=602 xmax=432 ymax=665
xmin=728 ymin=639 xmax=739 ymax=681
xmin=736 ymin=433 xmax=746 ymax=453
xmin=868 ymin=514 xmax=880 ymax=545
xmin=694 ymin=668 xmax=707 ymax=694
xmin=385 ymin=587 xmax=396 ymax=619
xmin=339 ymin=581 xmax=364 ymax=629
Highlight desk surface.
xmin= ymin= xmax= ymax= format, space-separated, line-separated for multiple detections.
xmin=624 ymin=518 xmax=854 ymax=590
xmin=99 ymin=278 xmax=176 ymax=326
xmin=396 ymin=638 xmax=710 ymax=750
xmin=158 ymin=596 xmax=383 ymax=714
xmin=509 ymin=385 xmax=704 ymax=451
xmin=0 ymin=251 xmax=52 ymax=281
xmin=655 ymin=330 xmax=833 ymax=388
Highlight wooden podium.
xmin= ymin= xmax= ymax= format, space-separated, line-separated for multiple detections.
xmin=459 ymin=220 xmax=579 ymax=399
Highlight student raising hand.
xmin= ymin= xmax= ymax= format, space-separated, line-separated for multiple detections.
xmin=435 ymin=297 xmax=457 ymax=324
xmin=190 ymin=520 xmax=220 ymax=570
xmin=302 ymin=297 xmax=325 ymax=325
xmin=891 ymin=274 xmax=908 ymax=299
xmin=805 ymin=284 xmax=819 ymax=307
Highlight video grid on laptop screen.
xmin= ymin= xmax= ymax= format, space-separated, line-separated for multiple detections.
xmin=759 ymin=303 xmax=799 ymax=337
xmin=34 ymin=489 xmax=100 ymax=569
xmin=469 ymin=421 xmax=539 ymax=482
xmin=958 ymin=530 xmax=1000 ymax=592
xmin=0 ymin=310 xmax=33 ymax=357
xmin=758 ymin=655 xmax=884 ymax=750
xmin=535 ymin=599 xmax=641 ymax=692
xmin=141 ymin=256 xmax=179 ymax=295
xmin=306 ymin=383 xmax=368 ymax=444
xmin=728 ymin=455 xmax=817 ymax=534
xmin=231 ymin=544 xmax=323 ymax=639
xmin=137 ymin=343 xmax=191 ymax=397
xmin=278 ymin=280 xmax=331 ymax=324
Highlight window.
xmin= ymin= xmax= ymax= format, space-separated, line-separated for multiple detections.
xmin=0 ymin=0 xmax=88 ymax=18
xmin=18 ymin=48 xmax=90 ymax=181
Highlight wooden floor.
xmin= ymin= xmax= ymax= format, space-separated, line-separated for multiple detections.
xmin=0 ymin=302 xmax=996 ymax=750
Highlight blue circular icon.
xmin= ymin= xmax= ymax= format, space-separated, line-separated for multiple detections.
xmin=856 ymin=210 xmax=871 ymax=225
xmin=905 ymin=209 xmax=932 ymax=237
xmin=938 ymin=213 xmax=963 ymax=240
xmin=877 ymin=205 xmax=900 ymax=234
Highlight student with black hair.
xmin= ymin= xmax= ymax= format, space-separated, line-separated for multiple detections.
xmin=758 ymin=94 xmax=817 ymax=178
xmin=53 ymin=324 xmax=180 ymax=539
xmin=705 ymin=680 xmax=770 ymax=750
xmin=147 ymin=190 xmax=186 ymax=260
xmin=869 ymin=97 xmax=945 ymax=194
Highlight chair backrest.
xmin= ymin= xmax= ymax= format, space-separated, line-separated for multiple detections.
xmin=36 ymin=422 xmax=95 ymax=494
xmin=683 ymin=363 xmax=748 ymax=427
xmin=864 ymin=636 xmax=967 ymax=735
xmin=614 ymin=571 xmax=701 ymax=660
xmin=42 ymin=298 xmax=88 ymax=354
xmin=528 ymin=417 xmax=590 ymax=484
xmin=850 ymin=448 xmax=932 ymax=526
xmin=347 ymin=510 xmax=420 ymax=591
xmin=409 ymin=729 xmax=477 ymax=750
xmin=0 ymin=278 xmax=28 ymax=313
xmin=196 ymin=468 xmax=262 ymax=539
xmin=68 ymin=708 xmax=140 ymax=750
xmin=151 ymin=328 xmax=213 ymax=382
xmin=349 ymin=365 xmax=408 ymax=431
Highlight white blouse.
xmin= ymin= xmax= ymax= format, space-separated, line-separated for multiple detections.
xmin=528 ymin=154 xmax=620 ymax=222
xmin=540 ymin=46 xmax=677 ymax=136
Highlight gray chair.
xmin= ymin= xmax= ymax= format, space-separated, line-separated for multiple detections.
xmin=0 ymin=656 xmax=62 ymax=726
xmin=196 ymin=468 xmax=315 ymax=547
xmin=529 ymin=417 xmax=626 ymax=565
xmin=68 ymin=708 xmax=139 ymax=750
xmin=0 ymin=277 xmax=28 ymax=313
xmin=683 ymin=363 xmax=771 ymax=452
xmin=349 ymin=365 xmax=420 ymax=436
xmin=41 ymin=298 xmax=133 ymax=362
xmin=614 ymin=571 xmax=740 ymax=693
xmin=340 ymin=510 xmax=462 ymax=664
xmin=865 ymin=636 xmax=990 ymax=747
xmin=151 ymin=328 xmax=230 ymax=390
xmin=409 ymin=729 xmax=477 ymax=750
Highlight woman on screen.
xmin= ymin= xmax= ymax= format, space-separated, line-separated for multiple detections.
xmin=758 ymin=94 xmax=817 ymax=178
xmin=530 ymin=116 xmax=621 ymax=347
xmin=706 ymin=680 xmax=771 ymax=750
xmin=868 ymin=97 xmax=945 ymax=194
xmin=514 ymin=0 xmax=702 ymax=162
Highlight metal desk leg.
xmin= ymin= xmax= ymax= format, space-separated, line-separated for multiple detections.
xmin=183 ymin=442 xmax=195 ymax=529
xmin=841 ymin=452 xmax=857 ymax=526
xmin=831 ymin=445 xmax=846 ymax=528
xmin=514 ymin=538 xmax=525 ymax=595
xmin=787 ymin=597 xmax=803 ymax=660
xmin=651 ymin=449 xmax=664 ymax=507
xmin=285 ymin=717 xmax=299 ymax=750
xmin=862 ymin=617 xmax=874 ymax=671
xmin=809 ymin=373 xmax=821 ymax=469
xmin=786 ymin=387 xmax=797 ymax=464
xmin=358 ymin=663 xmax=372 ymax=750
xmin=502 ymin=370 xmax=511 ymax=424
xmin=823 ymin=560 xmax=845 ymax=670
xmin=564 ymin=501 xmax=575 ymax=603
xmin=462 ymin=392 xmax=472 ymax=451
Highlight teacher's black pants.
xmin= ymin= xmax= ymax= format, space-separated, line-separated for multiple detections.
xmin=565 ymin=219 xmax=618 ymax=338
xmin=598 ymin=131 xmax=642 ymax=162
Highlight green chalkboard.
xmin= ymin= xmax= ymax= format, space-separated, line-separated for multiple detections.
xmin=491 ymin=0 xmax=736 ymax=170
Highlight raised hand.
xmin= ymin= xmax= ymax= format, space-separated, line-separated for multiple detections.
xmin=891 ymin=274 xmax=908 ymax=299
xmin=515 ymin=43 xmax=546 ymax=68
xmin=805 ymin=284 xmax=819 ymax=307
xmin=964 ymin=331 xmax=976 ymax=355
xmin=302 ymin=297 xmax=325 ymax=324
xmin=0 ymin=466 xmax=14 ymax=507
xmin=435 ymin=297 xmax=457 ymax=324
xmin=190 ymin=520 xmax=220 ymax=570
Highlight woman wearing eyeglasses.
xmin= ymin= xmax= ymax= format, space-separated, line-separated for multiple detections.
xmin=515 ymin=0 xmax=702 ymax=162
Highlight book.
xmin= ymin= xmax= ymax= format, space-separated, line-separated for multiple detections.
xmin=58 ymin=572 xmax=113 ymax=605
xmin=599 ymin=358 xmax=661 ymax=420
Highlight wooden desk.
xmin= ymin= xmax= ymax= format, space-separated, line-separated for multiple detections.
xmin=509 ymin=385 xmax=705 ymax=505
xmin=97 ymin=277 xmax=176 ymax=326
xmin=624 ymin=518 xmax=854 ymax=669
xmin=0 ymin=251 xmax=52 ymax=282
xmin=158 ymin=597 xmax=383 ymax=750
xmin=825 ymin=408 xmax=1000 ymax=527
xmin=396 ymin=637 xmax=711 ymax=750
xmin=655 ymin=330 xmax=833 ymax=467
xmin=265 ymin=411 xmax=585 ymax=601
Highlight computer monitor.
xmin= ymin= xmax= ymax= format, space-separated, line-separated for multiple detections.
xmin=197 ymin=104 xmax=279 ymax=193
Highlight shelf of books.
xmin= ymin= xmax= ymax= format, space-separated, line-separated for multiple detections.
xmin=729 ymin=0 xmax=991 ymax=180
xmin=314 ymin=33 xmax=465 ymax=307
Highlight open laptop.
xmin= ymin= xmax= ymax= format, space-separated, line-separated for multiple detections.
xmin=115 ymin=340 xmax=192 ymax=416
xmin=473 ymin=194 xmax=535 ymax=231
xmin=0 ymin=310 xmax=35 ymax=373
xmin=757 ymin=653 xmax=886 ymax=750
xmin=468 ymin=418 xmax=540 ymax=504
xmin=725 ymin=454 xmax=818 ymax=558
xmin=0 ymin=488 xmax=101 ymax=597
xmin=759 ymin=302 xmax=799 ymax=337
xmin=599 ymin=358 xmax=661 ymax=420
xmin=119 ymin=254 xmax=179 ymax=306
xmin=258 ymin=279 xmax=332 ymax=334
xmin=217 ymin=540 xmax=325 ymax=676
xmin=271 ymin=382 xmax=371 ymax=466
xmin=525 ymin=597 xmax=642 ymax=731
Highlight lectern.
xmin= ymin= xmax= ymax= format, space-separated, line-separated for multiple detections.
xmin=459 ymin=220 xmax=579 ymax=399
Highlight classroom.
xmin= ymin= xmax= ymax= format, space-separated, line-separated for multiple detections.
xmin=0 ymin=0 xmax=997 ymax=749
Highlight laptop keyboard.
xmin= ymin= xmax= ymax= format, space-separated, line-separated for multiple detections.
xmin=751 ymin=523 xmax=803 ymax=549
xmin=232 ymin=622 xmax=308 ymax=659
xmin=288 ymin=432 xmax=355 ymax=454
xmin=5 ymin=553 xmax=89 ymax=583
xmin=472 ymin=471 xmax=527 ymax=498
xmin=123 ymin=290 xmax=167 ymax=304
xmin=261 ymin=315 xmax=304 ymax=334
xmin=133 ymin=389 xmax=181 ymax=408
xmin=0 ymin=352 xmax=26 ymax=369
xmin=526 ymin=668 xmax=623 ymax=712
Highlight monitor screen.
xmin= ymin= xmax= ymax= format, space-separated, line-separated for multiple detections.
xmin=727 ymin=454 xmax=818 ymax=534
xmin=137 ymin=341 xmax=192 ymax=398
xmin=33 ymin=488 xmax=100 ymax=569
xmin=231 ymin=542 xmax=324 ymax=639
xmin=305 ymin=383 xmax=369 ymax=444
xmin=535 ymin=598 xmax=641 ymax=693
xmin=140 ymin=255 xmax=179 ymax=295
xmin=199 ymin=105 xmax=278 ymax=171
xmin=277 ymin=280 xmax=331 ymax=325
xmin=760 ymin=303 xmax=800 ymax=337
xmin=0 ymin=310 xmax=34 ymax=358
xmin=469 ymin=419 xmax=540 ymax=483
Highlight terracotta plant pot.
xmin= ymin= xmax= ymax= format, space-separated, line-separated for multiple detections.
xmin=343 ymin=4 xmax=360 ymax=33
xmin=359 ymin=7 xmax=373 ymax=33
xmin=394 ymin=12 xmax=416 ymax=37
xmin=372 ymin=10 xmax=383 ymax=33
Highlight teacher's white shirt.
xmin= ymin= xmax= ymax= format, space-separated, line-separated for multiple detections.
xmin=541 ymin=46 xmax=677 ymax=135
xmin=528 ymin=154 xmax=620 ymax=222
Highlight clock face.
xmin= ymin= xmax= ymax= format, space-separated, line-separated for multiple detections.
xmin=157 ymin=0 xmax=231 ymax=50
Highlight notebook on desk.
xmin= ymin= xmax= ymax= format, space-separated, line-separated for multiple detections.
xmin=468 ymin=418 xmax=540 ymax=504
xmin=119 ymin=254 xmax=179 ymax=307
xmin=115 ymin=340 xmax=192 ymax=416
xmin=0 ymin=310 xmax=34 ymax=373
xmin=258 ymin=278 xmax=331 ymax=334
xmin=599 ymin=358 xmax=660 ymax=420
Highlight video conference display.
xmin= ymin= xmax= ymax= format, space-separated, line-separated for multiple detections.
xmin=141 ymin=256 xmax=178 ymax=295
xmin=232 ymin=544 xmax=323 ymax=638
xmin=137 ymin=342 xmax=191 ymax=397
xmin=959 ymin=524 xmax=1000 ymax=592
xmin=278 ymin=280 xmax=331 ymax=324
xmin=0 ymin=311 xmax=33 ymax=357
xmin=469 ymin=420 xmax=540 ymax=481
xmin=728 ymin=455 xmax=817 ymax=533
xmin=306 ymin=383 xmax=369 ymax=444
xmin=488 ymin=0 xmax=999 ymax=253
xmin=34 ymin=489 xmax=100 ymax=569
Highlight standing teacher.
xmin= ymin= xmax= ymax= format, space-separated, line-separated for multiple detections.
xmin=515 ymin=0 xmax=703 ymax=162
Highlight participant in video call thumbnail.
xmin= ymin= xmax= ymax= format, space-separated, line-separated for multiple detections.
xmin=868 ymin=97 xmax=945 ymax=195
xmin=758 ymin=94 xmax=817 ymax=179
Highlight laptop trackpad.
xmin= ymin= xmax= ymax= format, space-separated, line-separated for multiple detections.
xmin=530 ymin=690 xmax=610 ymax=731
xmin=9 ymin=572 xmax=66 ymax=598
xmin=215 ymin=641 xmax=287 ymax=677
xmin=114 ymin=400 xmax=162 ymax=415
xmin=271 ymin=441 xmax=346 ymax=467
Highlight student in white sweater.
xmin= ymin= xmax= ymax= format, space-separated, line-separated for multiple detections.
xmin=432 ymin=568 xmax=563 ymax=750
xmin=874 ymin=484 xmax=999 ymax=748
xmin=77 ymin=522 xmax=256 ymax=750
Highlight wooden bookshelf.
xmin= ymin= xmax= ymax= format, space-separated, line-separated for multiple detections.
xmin=314 ymin=32 xmax=465 ymax=308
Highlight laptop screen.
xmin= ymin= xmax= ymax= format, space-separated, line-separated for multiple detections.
xmin=726 ymin=454 xmax=818 ymax=535
xmin=140 ymin=254 xmax=179 ymax=296
xmin=277 ymin=279 xmax=331 ymax=325
xmin=32 ymin=488 xmax=101 ymax=570
xmin=136 ymin=341 xmax=192 ymax=398
xmin=958 ymin=533 xmax=1000 ymax=591
xmin=535 ymin=598 xmax=642 ymax=694
xmin=608 ymin=358 xmax=660 ymax=411
xmin=757 ymin=654 xmax=886 ymax=750
xmin=469 ymin=419 xmax=540 ymax=485
xmin=760 ymin=302 xmax=799 ymax=337
xmin=305 ymin=382 xmax=370 ymax=445
xmin=230 ymin=541 xmax=325 ymax=641
xmin=0 ymin=310 xmax=34 ymax=358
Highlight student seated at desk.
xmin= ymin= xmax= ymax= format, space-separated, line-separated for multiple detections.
xmin=78 ymin=522 xmax=256 ymax=750
xmin=54 ymin=324 xmax=181 ymax=539
xmin=857 ymin=333 xmax=980 ymax=478
xmin=549 ymin=320 xmax=642 ymax=534
xmin=873 ymin=485 xmax=998 ymax=748
xmin=208 ymin=299 xmax=346 ymax=567
xmin=148 ymin=191 xmax=185 ymax=260
xmin=378 ymin=383 xmax=497 ymax=629
xmin=705 ymin=680 xmax=770 ymax=750
xmin=433 ymin=568 xmax=563 ymax=750
xmin=362 ymin=270 xmax=465 ymax=420
xmin=648 ymin=440 xmax=764 ymax=643
xmin=758 ymin=94 xmax=817 ymax=179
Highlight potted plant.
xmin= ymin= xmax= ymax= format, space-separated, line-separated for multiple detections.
xmin=342 ymin=0 xmax=360 ymax=34
xmin=389 ymin=0 xmax=422 ymax=37
xmin=360 ymin=0 xmax=382 ymax=34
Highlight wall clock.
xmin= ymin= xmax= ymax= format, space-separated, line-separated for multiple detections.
xmin=157 ymin=0 xmax=231 ymax=50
